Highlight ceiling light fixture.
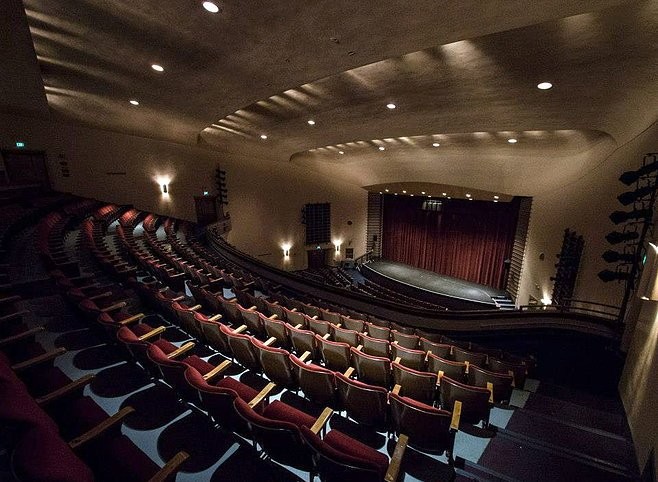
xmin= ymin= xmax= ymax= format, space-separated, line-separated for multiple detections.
xmin=537 ymin=82 xmax=553 ymax=90
xmin=129 ymin=100 xmax=139 ymax=105
xmin=307 ymin=120 xmax=315 ymax=125
xmin=386 ymin=103 xmax=396 ymax=109
xmin=378 ymin=146 xmax=385 ymax=151
xmin=432 ymin=142 xmax=440 ymax=147
xmin=508 ymin=138 xmax=518 ymax=144
xmin=151 ymin=64 xmax=164 ymax=72
xmin=260 ymin=134 xmax=268 ymax=140
xmin=202 ymin=1 xmax=220 ymax=13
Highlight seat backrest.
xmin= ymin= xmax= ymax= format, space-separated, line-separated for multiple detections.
xmin=359 ymin=333 xmax=390 ymax=359
xmin=251 ymin=338 xmax=296 ymax=388
xmin=146 ymin=343 xmax=190 ymax=395
xmin=392 ymin=362 xmax=437 ymax=406
xmin=290 ymin=355 xmax=337 ymax=406
xmin=453 ymin=347 xmax=487 ymax=367
xmin=350 ymin=348 xmax=391 ymax=388
xmin=340 ymin=316 xmax=365 ymax=333
xmin=266 ymin=301 xmax=286 ymax=319
xmin=331 ymin=325 xmax=359 ymax=346
xmin=420 ymin=338 xmax=452 ymax=359
xmin=308 ymin=317 xmax=331 ymax=336
xmin=336 ymin=373 xmax=389 ymax=428
xmin=439 ymin=375 xmax=491 ymax=426
xmin=467 ymin=365 xmax=514 ymax=403
xmin=320 ymin=309 xmax=341 ymax=324
xmin=317 ymin=335 xmax=351 ymax=372
xmin=427 ymin=353 xmax=467 ymax=382
xmin=233 ymin=398 xmax=313 ymax=471
xmin=198 ymin=315 xmax=231 ymax=355
xmin=116 ymin=326 xmax=153 ymax=370
xmin=389 ymin=393 xmax=453 ymax=455
xmin=366 ymin=322 xmax=391 ymax=341
xmin=263 ymin=316 xmax=290 ymax=348
xmin=288 ymin=324 xmax=316 ymax=356
xmin=300 ymin=426 xmax=386 ymax=482
xmin=219 ymin=297 xmax=242 ymax=324
xmin=223 ymin=326 xmax=261 ymax=371
xmin=238 ymin=305 xmax=263 ymax=335
xmin=488 ymin=357 xmax=527 ymax=390
xmin=391 ymin=344 xmax=426 ymax=371
xmin=391 ymin=331 xmax=420 ymax=349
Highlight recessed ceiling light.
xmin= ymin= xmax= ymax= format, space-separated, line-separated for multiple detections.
xmin=385 ymin=189 xmax=389 ymax=192
xmin=129 ymin=100 xmax=139 ymax=105
xmin=537 ymin=82 xmax=553 ymax=90
xmin=386 ymin=103 xmax=396 ymax=109
xmin=442 ymin=192 xmax=447 ymax=196
xmin=378 ymin=146 xmax=385 ymax=151
xmin=432 ymin=142 xmax=440 ymax=147
xmin=465 ymin=193 xmax=472 ymax=198
xmin=494 ymin=195 xmax=499 ymax=199
xmin=307 ymin=120 xmax=315 ymax=125
xmin=202 ymin=1 xmax=220 ymax=13
xmin=508 ymin=138 xmax=518 ymax=144
xmin=151 ymin=64 xmax=164 ymax=72
xmin=338 ymin=151 xmax=344 ymax=155
xmin=421 ymin=191 xmax=426 ymax=195
xmin=260 ymin=134 xmax=268 ymax=140
xmin=402 ymin=190 xmax=407 ymax=194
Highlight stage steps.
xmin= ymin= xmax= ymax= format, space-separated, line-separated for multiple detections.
xmin=492 ymin=295 xmax=516 ymax=310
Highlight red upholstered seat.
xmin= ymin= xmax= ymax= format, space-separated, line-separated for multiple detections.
xmin=131 ymin=322 xmax=153 ymax=336
xmin=153 ymin=338 xmax=177 ymax=353
xmin=216 ymin=376 xmax=260 ymax=401
xmin=263 ymin=400 xmax=317 ymax=428
xmin=183 ymin=354 xmax=215 ymax=374
xmin=324 ymin=429 xmax=389 ymax=477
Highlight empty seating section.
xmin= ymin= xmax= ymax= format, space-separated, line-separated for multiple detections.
xmin=0 ymin=194 xmax=540 ymax=481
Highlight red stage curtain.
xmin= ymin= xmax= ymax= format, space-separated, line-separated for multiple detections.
xmin=382 ymin=196 xmax=519 ymax=289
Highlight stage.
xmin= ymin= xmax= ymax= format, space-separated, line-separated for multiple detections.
xmin=360 ymin=260 xmax=512 ymax=310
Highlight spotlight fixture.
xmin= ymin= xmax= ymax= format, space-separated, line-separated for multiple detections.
xmin=605 ymin=230 xmax=640 ymax=245
xmin=609 ymin=208 xmax=653 ymax=225
xmin=602 ymin=250 xmax=636 ymax=263
xmin=508 ymin=138 xmax=518 ymax=144
xmin=598 ymin=269 xmax=631 ymax=283
xmin=151 ymin=64 xmax=164 ymax=72
xmin=129 ymin=100 xmax=139 ymax=105
xmin=202 ymin=1 xmax=220 ymax=13
xmin=307 ymin=120 xmax=315 ymax=125
xmin=537 ymin=82 xmax=553 ymax=90
xmin=619 ymin=160 xmax=658 ymax=185
xmin=386 ymin=103 xmax=396 ymax=109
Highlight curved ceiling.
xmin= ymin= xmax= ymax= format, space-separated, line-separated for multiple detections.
xmin=3 ymin=0 xmax=657 ymax=194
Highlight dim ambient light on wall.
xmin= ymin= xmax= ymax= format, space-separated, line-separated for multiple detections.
xmin=638 ymin=243 xmax=658 ymax=301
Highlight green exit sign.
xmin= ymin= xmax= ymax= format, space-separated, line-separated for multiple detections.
xmin=15 ymin=141 xmax=25 ymax=148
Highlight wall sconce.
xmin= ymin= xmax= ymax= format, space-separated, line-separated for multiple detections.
xmin=161 ymin=183 xmax=169 ymax=195
xmin=281 ymin=243 xmax=291 ymax=258
xmin=637 ymin=243 xmax=658 ymax=300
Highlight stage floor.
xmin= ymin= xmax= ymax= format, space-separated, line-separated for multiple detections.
xmin=364 ymin=260 xmax=506 ymax=306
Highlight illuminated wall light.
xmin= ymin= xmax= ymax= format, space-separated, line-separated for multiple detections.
xmin=494 ymin=195 xmax=499 ymax=199
xmin=260 ymin=134 xmax=268 ymax=139
xmin=129 ymin=99 xmax=139 ymax=105
xmin=161 ymin=183 xmax=168 ymax=194
xmin=202 ymin=1 xmax=220 ymax=13
xmin=541 ymin=296 xmax=552 ymax=305
xmin=385 ymin=189 xmax=389 ymax=192
xmin=537 ymin=82 xmax=553 ymax=90
xmin=465 ymin=193 xmax=471 ymax=198
xmin=339 ymin=151 xmax=344 ymax=155
xmin=442 ymin=192 xmax=447 ymax=196
xmin=508 ymin=138 xmax=518 ymax=144
xmin=402 ymin=190 xmax=407 ymax=194
xmin=421 ymin=191 xmax=426 ymax=195
xmin=378 ymin=146 xmax=385 ymax=151
xmin=432 ymin=142 xmax=440 ymax=147
xmin=282 ymin=243 xmax=292 ymax=258
xmin=386 ymin=103 xmax=396 ymax=109
xmin=151 ymin=64 xmax=164 ymax=72
xmin=307 ymin=120 xmax=316 ymax=125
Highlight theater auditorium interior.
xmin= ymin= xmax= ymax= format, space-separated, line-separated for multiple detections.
xmin=1 ymin=0 xmax=657 ymax=481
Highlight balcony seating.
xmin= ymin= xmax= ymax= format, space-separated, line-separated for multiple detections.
xmin=171 ymin=300 xmax=204 ymax=339
xmin=288 ymin=322 xmax=317 ymax=357
xmin=251 ymin=337 xmax=297 ymax=388
xmin=262 ymin=315 xmax=291 ymax=348
xmin=316 ymin=335 xmax=352 ymax=372
xmin=467 ymin=365 xmax=514 ymax=404
xmin=340 ymin=316 xmax=365 ymax=333
xmin=420 ymin=338 xmax=452 ymax=359
xmin=391 ymin=343 xmax=426 ymax=371
xmin=391 ymin=330 xmax=420 ymax=349
xmin=427 ymin=353 xmax=467 ymax=382
xmin=308 ymin=316 xmax=332 ymax=336
xmin=452 ymin=347 xmax=487 ymax=368
xmin=366 ymin=322 xmax=391 ymax=341
xmin=331 ymin=324 xmax=360 ymax=346
xmin=359 ymin=333 xmax=390 ymax=359
xmin=195 ymin=312 xmax=231 ymax=353
xmin=238 ymin=304 xmax=263 ymax=336
xmin=222 ymin=325 xmax=261 ymax=371
xmin=489 ymin=357 xmax=527 ymax=390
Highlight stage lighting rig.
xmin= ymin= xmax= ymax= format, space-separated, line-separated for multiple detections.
xmin=619 ymin=159 xmax=658 ymax=185
xmin=598 ymin=269 xmax=632 ymax=283
xmin=605 ymin=230 xmax=640 ymax=245
xmin=602 ymin=250 xmax=636 ymax=264
xmin=617 ymin=184 xmax=656 ymax=206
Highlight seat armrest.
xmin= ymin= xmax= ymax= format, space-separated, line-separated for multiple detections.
xmin=450 ymin=400 xmax=462 ymax=431
xmin=264 ymin=337 xmax=277 ymax=346
xmin=138 ymin=326 xmax=166 ymax=341
xmin=12 ymin=348 xmax=67 ymax=372
xmin=203 ymin=360 xmax=232 ymax=381
xmin=0 ymin=326 xmax=45 ymax=347
xmin=100 ymin=301 xmax=127 ymax=313
xmin=69 ymin=406 xmax=136 ymax=450
xmin=167 ymin=341 xmax=195 ymax=359
xmin=119 ymin=313 xmax=146 ymax=325
xmin=384 ymin=434 xmax=409 ymax=482
xmin=299 ymin=351 xmax=311 ymax=362
xmin=392 ymin=384 xmax=402 ymax=395
xmin=147 ymin=450 xmax=190 ymax=482
xmin=343 ymin=366 xmax=355 ymax=378
xmin=310 ymin=407 xmax=334 ymax=435
xmin=208 ymin=314 xmax=222 ymax=322
xmin=36 ymin=374 xmax=95 ymax=406
xmin=0 ymin=310 xmax=30 ymax=323
xmin=233 ymin=325 xmax=248 ymax=334
xmin=249 ymin=382 xmax=276 ymax=408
